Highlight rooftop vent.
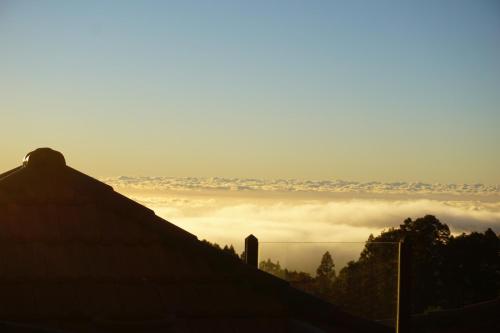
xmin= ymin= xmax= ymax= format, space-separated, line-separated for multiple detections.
xmin=23 ymin=148 xmax=66 ymax=169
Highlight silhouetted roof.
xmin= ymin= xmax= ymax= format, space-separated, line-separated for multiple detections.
xmin=0 ymin=148 xmax=391 ymax=333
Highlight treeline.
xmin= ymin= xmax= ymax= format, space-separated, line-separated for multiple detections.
xmin=258 ymin=215 xmax=500 ymax=321
xmin=200 ymin=239 xmax=240 ymax=258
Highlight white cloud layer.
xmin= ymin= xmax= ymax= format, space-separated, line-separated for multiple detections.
xmin=104 ymin=176 xmax=500 ymax=273
xmin=103 ymin=176 xmax=500 ymax=196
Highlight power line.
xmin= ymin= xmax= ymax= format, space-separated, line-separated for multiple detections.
xmin=260 ymin=241 xmax=400 ymax=244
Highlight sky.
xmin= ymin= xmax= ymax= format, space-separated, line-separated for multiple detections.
xmin=1 ymin=1 xmax=499 ymax=271
xmin=1 ymin=0 xmax=499 ymax=183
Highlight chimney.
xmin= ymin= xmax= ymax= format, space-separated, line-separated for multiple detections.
xmin=244 ymin=234 xmax=258 ymax=268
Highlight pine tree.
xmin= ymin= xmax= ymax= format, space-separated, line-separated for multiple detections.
xmin=316 ymin=251 xmax=336 ymax=280
xmin=314 ymin=251 xmax=336 ymax=299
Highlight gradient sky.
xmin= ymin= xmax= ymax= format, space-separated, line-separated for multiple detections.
xmin=1 ymin=0 xmax=499 ymax=183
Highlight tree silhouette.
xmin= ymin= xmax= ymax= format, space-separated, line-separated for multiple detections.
xmin=316 ymin=251 xmax=336 ymax=279
xmin=201 ymin=240 xmax=239 ymax=259
xmin=330 ymin=216 xmax=498 ymax=320
xmin=314 ymin=251 xmax=336 ymax=299
xmin=400 ymin=215 xmax=450 ymax=313
xmin=259 ymin=258 xmax=315 ymax=293
xmin=441 ymin=228 xmax=500 ymax=308
xmin=259 ymin=258 xmax=285 ymax=279
xmin=256 ymin=216 xmax=499 ymax=322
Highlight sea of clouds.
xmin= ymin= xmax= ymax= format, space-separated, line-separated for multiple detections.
xmin=104 ymin=176 xmax=500 ymax=195
xmin=103 ymin=176 xmax=500 ymax=273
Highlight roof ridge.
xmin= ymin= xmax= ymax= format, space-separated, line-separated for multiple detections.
xmin=0 ymin=166 xmax=23 ymax=182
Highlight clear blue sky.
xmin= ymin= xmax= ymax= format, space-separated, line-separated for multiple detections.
xmin=1 ymin=0 xmax=499 ymax=183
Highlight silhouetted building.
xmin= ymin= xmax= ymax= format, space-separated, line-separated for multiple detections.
xmin=0 ymin=148 xmax=390 ymax=333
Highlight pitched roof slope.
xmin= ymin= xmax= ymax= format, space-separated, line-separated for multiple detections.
xmin=0 ymin=148 xmax=390 ymax=333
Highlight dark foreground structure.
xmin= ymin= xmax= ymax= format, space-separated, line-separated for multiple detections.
xmin=0 ymin=148 xmax=391 ymax=333
xmin=411 ymin=297 xmax=500 ymax=333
